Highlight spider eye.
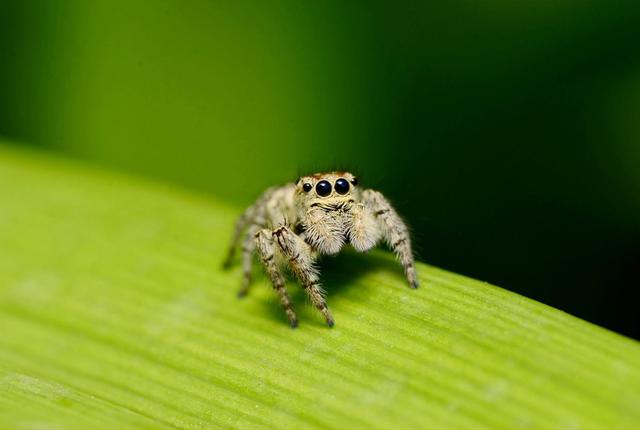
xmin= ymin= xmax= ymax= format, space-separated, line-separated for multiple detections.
xmin=334 ymin=178 xmax=350 ymax=194
xmin=315 ymin=180 xmax=332 ymax=197
xmin=302 ymin=183 xmax=312 ymax=192
xmin=351 ymin=177 xmax=359 ymax=186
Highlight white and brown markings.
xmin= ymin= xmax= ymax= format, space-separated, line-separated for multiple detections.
xmin=224 ymin=172 xmax=418 ymax=328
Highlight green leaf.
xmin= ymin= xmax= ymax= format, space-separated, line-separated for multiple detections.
xmin=0 ymin=142 xmax=639 ymax=430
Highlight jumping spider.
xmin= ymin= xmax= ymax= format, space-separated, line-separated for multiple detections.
xmin=224 ymin=172 xmax=418 ymax=328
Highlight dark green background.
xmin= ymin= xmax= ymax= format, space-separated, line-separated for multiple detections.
xmin=2 ymin=1 xmax=639 ymax=338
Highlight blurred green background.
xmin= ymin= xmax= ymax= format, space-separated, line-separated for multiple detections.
xmin=1 ymin=1 xmax=639 ymax=338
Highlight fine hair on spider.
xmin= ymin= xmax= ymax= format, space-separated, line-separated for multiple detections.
xmin=224 ymin=171 xmax=418 ymax=328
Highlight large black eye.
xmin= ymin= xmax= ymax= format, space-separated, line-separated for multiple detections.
xmin=302 ymin=183 xmax=312 ymax=192
xmin=315 ymin=180 xmax=332 ymax=197
xmin=334 ymin=178 xmax=350 ymax=194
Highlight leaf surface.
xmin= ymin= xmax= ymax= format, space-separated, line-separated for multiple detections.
xmin=0 ymin=143 xmax=639 ymax=429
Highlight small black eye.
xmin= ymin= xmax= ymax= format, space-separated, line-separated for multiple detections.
xmin=334 ymin=178 xmax=350 ymax=194
xmin=351 ymin=177 xmax=359 ymax=186
xmin=315 ymin=180 xmax=332 ymax=197
xmin=302 ymin=183 xmax=312 ymax=192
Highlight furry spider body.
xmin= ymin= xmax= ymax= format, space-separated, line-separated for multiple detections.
xmin=224 ymin=172 xmax=418 ymax=327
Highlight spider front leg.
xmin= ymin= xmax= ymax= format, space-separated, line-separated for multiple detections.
xmin=254 ymin=229 xmax=298 ymax=327
xmin=348 ymin=202 xmax=381 ymax=252
xmin=272 ymin=226 xmax=335 ymax=327
xmin=363 ymin=190 xmax=419 ymax=289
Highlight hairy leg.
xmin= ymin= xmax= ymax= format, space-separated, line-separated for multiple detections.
xmin=363 ymin=190 xmax=419 ymax=289
xmin=223 ymin=187 xmax=276 ymax=268
xmin=254 ymin=229 xmax=298 ymax=327
xmin=237 ymin=225 xmax=260 ymax=297
xmin=348 ymin=202 xmax=381 ymax=252
xmin=272 ymin=226 xmax=335 ymax=327
xmin=224 ymin=209 xmax=254 ymax=268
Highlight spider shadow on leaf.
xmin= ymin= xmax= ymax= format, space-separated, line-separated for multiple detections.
xmin=257 ymin=248 xmax=406 ymax=327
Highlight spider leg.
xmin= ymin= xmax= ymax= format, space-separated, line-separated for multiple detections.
xmin=224 ymin=209 xmax=253 ymax=268
xmin=237 ymin=224 xmax=260 ymax=297
xmin=348 ymin=202 xmax=381 ymax=252
xmin=363 ymin=189 xmax=419 ymax=289
xmin=272 ymin=226 xmax=335 ymax=327
xmin=254 ymin=228 xmax=298 ymax=328
xmin=223 ymin=188 xmax=274 ymax=268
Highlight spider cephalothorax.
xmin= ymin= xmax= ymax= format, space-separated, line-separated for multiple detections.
xmin=224 ymin=172 xmax=418 ymax=328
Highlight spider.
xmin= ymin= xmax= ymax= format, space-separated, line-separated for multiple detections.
xmin=224 ymin=172 xmax=418 ymax=328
